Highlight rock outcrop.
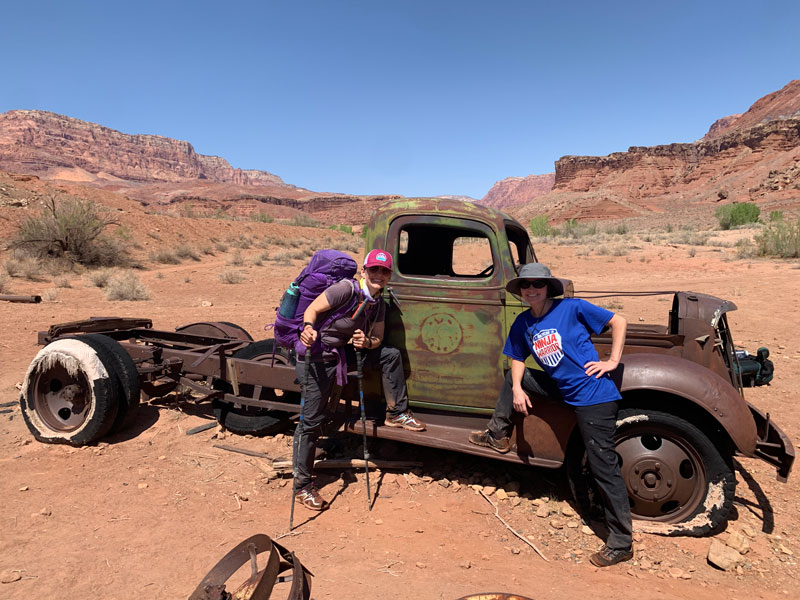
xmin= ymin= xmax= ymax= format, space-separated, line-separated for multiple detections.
xmin=480 ymin=173 xmax=555 ymax=209
xmin=513 ymin=80 xmax=800 ymax=223
xmin=0 ymin=110 xmax=289 ymax=188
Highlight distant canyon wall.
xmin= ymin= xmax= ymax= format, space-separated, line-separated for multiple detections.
xmin=0 ymin=110 xmax=287 ymax=187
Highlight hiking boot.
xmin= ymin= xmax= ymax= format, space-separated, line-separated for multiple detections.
xmin=589 ymin=545 xmax=633 ymax=567
xmin=385 ymin=411 xmax=426 ymax=431
xmin=468 ymin=429 xmax=511 ymax=454
xmin=295 ymin=485 xmax=328 ymax=511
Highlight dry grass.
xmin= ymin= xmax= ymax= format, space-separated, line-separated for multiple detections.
xmin=149 ymin=249 xmax=181 ymax=264
xmin=226 ymin=250 xmax=246 ymax=266
xmin=0 ymin=274 xmax=10 ymax=294
xmin=105 ymin=271 xmax=151 ymax=301
xmin=85 ymin=268 xmax=115 ymax=288
xmin=175 ymin=244 xmax=201 ymax=261
xmin=41 ymin=288 xmax=59 ymax=302
xmin=54 ymin=276 xmax=72 ymax=288
xmin=219 ymin=269 xmax=246 ymax=284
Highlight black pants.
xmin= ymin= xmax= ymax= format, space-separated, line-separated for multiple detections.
xmin=487 ymin=368 xmax=632 ymax=550
xmin=292 ymin=345 xmax=409 ymax=490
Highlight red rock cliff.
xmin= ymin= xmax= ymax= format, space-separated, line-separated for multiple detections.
xmin=0 ymin=110 xmax=288 ymax=187
xmin=480 ymin=173 xmax=555 ymax=209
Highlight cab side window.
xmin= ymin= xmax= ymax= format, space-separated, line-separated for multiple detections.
xmin=397 ymin=224 xmax=494 ymax=278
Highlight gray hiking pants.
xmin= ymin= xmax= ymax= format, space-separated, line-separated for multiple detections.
xmin=292 ymin=345 xmax=409 ymax=490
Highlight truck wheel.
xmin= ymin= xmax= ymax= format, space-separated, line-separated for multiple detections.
xmin=175 ymin=321 xmax=253 ymax=341
xmin=72 ymin=334 xmax=141 ymax=433
xmin=568 ymin=408 xmax=735 ymax=536
xmin=19 ymin=338 xmax=120 ymax=446
xmin=212 ymin=340 xmax=298 ymax=436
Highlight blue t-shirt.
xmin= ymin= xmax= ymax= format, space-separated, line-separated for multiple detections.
xmin=503 ymin=298 xmax=621 ymax=407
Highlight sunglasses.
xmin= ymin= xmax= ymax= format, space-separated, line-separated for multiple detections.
xmin=519 ymin=280 xmax=548 ymax=289
xmin=366 ymin=266 xmax=391 ymax=275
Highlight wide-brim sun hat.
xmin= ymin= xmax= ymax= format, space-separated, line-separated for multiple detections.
xmin=506 ymin=263 xmax=573 ymax=297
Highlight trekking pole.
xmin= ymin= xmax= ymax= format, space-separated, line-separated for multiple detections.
xmin=355 ymin=349 xmax=372 ymax=509
xmin=289 ymin=351 xmax=310 ymax=531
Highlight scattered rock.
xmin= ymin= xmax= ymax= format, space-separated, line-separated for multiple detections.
xmin=374 ymin=519 xmax=384 ymax=525
xmin=18 ymin=486 xmax=28 ymax=492
xmin=511 ymin=547 xmax=520 ymax=555
xmin=415 ymin=562 xmax=426 ymax=569
xmin=38 ymin=508 xmax=51 ymax=517
xmin=708 ymin=539 xmax=744 ymax=571
xmin=505 ymin=481 xmax=521 ymax=496
xmin=560 ymin=504 xmax=576 ymax=517
xmin=566 ymin=520 xmax=579 ymax=529
xmin=549 ymin=519 xmax=564 ymax=530
xmin=510 ymin=497 xmax=522 ymax=507
xmin=536 ymin=505 xmax=550 ymax=518
xmin=0 ymin=570 xmax=21 ymax=584
xmin=741 ymin=524 xmax=757 ymax=539
xmin=778 ymin=544 xmax=793 ymax=556
xmin=437 ymin=479 xmax=451 ymax=488
xmin=200 ymin=300 xmax=213 ymax=307
xmin=137 ymin=483 xmax=149 ymax=489
xmin=460 ymin=561 xmax=472 ymax=569
xmin=726 ymin=531 xmax=750 ymax=554
xmin=495 ymin=488 xmax=508 ymax=501
xmin=581 ymin=525 xmax=593 ymax=535
xmin=482 ymin=486 xmax=497 ymax=496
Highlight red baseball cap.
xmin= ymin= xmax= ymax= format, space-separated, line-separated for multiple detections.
xmin=364 ymin=249 xmax=393 ymax=271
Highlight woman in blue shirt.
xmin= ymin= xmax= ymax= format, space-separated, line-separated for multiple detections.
xmin=469 ymin=262 xmax=633 ymax=567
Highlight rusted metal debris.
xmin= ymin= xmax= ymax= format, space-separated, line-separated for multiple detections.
xmin=456 ymin=595 xmax=534 ymax=600
xmin=0 ymin=294 xmax=41 ymax=303
xmin=189 ymin=534 xmax=312 ymax=600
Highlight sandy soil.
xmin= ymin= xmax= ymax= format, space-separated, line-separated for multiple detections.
xmin=1 ymin=210 xmax=798 ymax=600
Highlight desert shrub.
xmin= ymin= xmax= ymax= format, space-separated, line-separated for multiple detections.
xmin=42 ymin=288 xmax=58 ymax=302
xmin=13 ymin=257 xmax=45 ymax=281
xmin=606 ymin=222 xmax=629 ymax=235
xmin=12 ymin=192 xmax=131 ymax=266
xmin=85 ymin=268 xmax=114 ymax=288
xmin=199 ymin=243 xmax=215 ymax=256
xmin=754 ymin=216 xmax=800 ymax=258
xmin=688 ymin=247 xmax=697 ymax=258
xmin=155 ymin=271 xmax=164 ymax=279
xmin=0 ymin=274 xmax=9 ymax=294
xmin=769 ymin=210 xmax=784 ymax=222
xmin=105 ymin=271 xmax=150 ymax=301
xmin=735 ymin=238 xmax=757 ymax=259
xmin=611 ymin=245 xmax=629 ymax=256
xmin=149 ymin=249 xmax=181 ymax=264
xmin=338 ymin=237 xmax=363 ymax=253
xmin=328 ymin=224 xmax=353 ymax=234
xmin=219 ymin=269 xmax=246 ymax=284
xmin=251 ymin=210 xmax=274 ymax=223
xmin=230 ymin=235 xmax=253 ymax=249
xmin=215 ymin=242 xmax=229 ymax=252
xmin=287 ymin=214 xmax=320 ymax=228
xmin=180 ymin=203 xmax=196 ymax=218
xmin=4 ymin=258 xmax=22 ymax=277
xmin=251 ymin=255 xmax=263 ymax=266
xmin=528 ymin=215 xmax=552 ymax=237
xmin=601 ymin=300 xmax=624 ymax=311
xmin=715 ymin=202 xmax=760 ymax=230
xmin=175 ymin=244 xmax=200 ymax=261
xmin=556 ymin=218 xmax=597 ymax=238
xmin=227 ymin=250 xmax=245 ymax=266
xmin=54 ymin=275 xmax=72 ymax=288
xmin=271 ymin=251 xmax=294 ymax=265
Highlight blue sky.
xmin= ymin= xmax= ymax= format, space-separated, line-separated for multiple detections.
xmin=2 ymin=1 xmax=798 ymax=199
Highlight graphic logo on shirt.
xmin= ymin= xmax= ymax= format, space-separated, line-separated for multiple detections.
xmin=530 ymin=328 xmax=564 ymax=368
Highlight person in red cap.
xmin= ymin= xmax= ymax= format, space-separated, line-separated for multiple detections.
xmin=294 ymin=249 xmax=425 ymax=511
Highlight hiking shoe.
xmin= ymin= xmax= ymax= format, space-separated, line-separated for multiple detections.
xmin=385 ymin=411 xmax=426 ymax=431
xmin=589 ymin=545 xmax=633 ymax=567
xmin=468 ymin=429 xmax=511 ymax=454
xmin=295 ymin=485 xmax=328 ymax=511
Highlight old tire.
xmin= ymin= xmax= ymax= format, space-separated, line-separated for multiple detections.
xmin=175 ymin=321 xmax=253 ymax=341
xmin=19 ymin=338 xmax=120 ymax=446
xmin=73 ymin=334 xmax=141 ymax=433
xmin=212 ymin=340 xmax=298 ymax=436
xmin=568 ymin=408 xmax=735 ymax=536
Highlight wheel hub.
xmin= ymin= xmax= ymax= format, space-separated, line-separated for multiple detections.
xmin=628 ymin=458 xmax=677 ymax=502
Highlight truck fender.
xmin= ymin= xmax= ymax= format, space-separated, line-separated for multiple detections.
xmin=617 ymin=353 xmax=757 ymax=455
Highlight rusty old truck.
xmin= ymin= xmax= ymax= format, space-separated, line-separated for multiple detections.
xmin=19 ymin=198 xmax=794 ymax=536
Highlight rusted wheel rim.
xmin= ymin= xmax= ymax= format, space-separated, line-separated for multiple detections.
xmin=31 ymin=363 xmax=92 ymax=432
xmin=616 ymin=425 xmax=706 ymax=521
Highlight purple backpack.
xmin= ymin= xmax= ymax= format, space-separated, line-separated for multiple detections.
xmin=272 ymin=249 xmax=360 ymax=358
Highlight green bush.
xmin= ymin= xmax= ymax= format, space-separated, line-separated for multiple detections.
xmin=715 ymin=202 xmax=760 ymax=230
xmin=287 ymin=214 xmax=320 ymax=228
xmin=528 ymin=215 xmax=552 ymax=237
xmin=251 ymin=210 xmax=274 ymax=223
xmin=754 ymin=216 xmax=800 ymax=258
xmin=557 ymin=218 xmax=596 ymax=238
xmin=13 ymin=193 xmax=130 ymax=266
xmin=769 ymin=210 xmax=784 ymax=222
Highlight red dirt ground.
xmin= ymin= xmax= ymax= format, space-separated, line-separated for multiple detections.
xmin=1 ymin=204 xmax=798 ymax=599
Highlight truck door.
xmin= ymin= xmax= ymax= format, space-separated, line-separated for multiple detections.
xmin=383 ymin=215 xmax=508 ymax=413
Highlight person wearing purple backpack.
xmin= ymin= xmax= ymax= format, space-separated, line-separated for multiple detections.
xmin=293 ymin=249 xmax=426 ymax=511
